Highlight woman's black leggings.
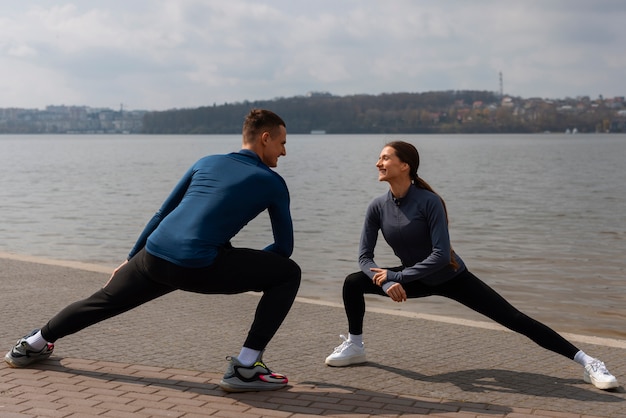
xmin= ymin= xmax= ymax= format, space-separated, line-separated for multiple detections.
xmin=343 ymin=268 xmax=579 ymax=359
xmin=41 ymin=247 xmax=301 ymax=350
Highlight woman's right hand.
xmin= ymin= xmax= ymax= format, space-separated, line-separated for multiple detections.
xmin=386 ymin=282 xmax=407 ymax=303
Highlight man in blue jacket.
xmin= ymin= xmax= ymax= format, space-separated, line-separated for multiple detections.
xmin=5 ymin=109 xmax=301 ymax=393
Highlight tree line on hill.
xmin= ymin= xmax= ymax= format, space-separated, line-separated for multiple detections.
xmin=141 ymin=90 xmax=624 ymax=134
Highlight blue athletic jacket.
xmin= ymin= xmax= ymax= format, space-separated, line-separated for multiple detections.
xmin=128 ymin=149 xmax=293 ymax=267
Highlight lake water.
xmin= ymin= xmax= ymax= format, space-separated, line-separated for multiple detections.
xmin=1 ymin=133 xmax=625 ymax=339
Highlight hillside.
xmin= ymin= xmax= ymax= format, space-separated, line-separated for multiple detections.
xmin=142 ymin=91 xmax=625 ymax=134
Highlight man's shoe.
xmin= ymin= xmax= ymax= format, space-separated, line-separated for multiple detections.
xmin=584 ymin=359 xmax=619 ymax=390
xmin=219 ymin=353 xmax=288 ymax=392
xmin=4 ymin=329 xmax=54 ymax=368
xmin=325 ymin=334 xmax=366 ymax=367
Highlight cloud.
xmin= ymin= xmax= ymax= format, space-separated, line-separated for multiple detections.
xmin=0 ymin=0 xmax=624 ymax=110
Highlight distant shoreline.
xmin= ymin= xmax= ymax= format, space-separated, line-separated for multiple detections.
xmin=3 ymin=91 xmax=626 ymax=134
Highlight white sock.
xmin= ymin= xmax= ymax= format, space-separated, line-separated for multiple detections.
xmin=25 ymin=330 xmax=49 ymax=351
xmin=574 ymin=350 xmax=595 ymax=366
xmin=348 ymin=333 xmax=363 ymax=346
xmin=237 ymin=347 xmax=261 ymax=366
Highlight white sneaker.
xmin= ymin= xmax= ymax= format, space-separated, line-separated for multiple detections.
xmin=583 ymin=359 xmax=619 ymax=390
xmin=325 ymin=335 xmax=366 ymax=367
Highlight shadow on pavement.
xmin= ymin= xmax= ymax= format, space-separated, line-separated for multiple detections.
xmin=27 ymin=359 xmax=513 ymax=416
xmin=364 ymin=361 xmax=625 ymax=401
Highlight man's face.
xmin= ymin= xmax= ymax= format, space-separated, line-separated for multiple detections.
xmin=262 ymin=125 xmax=287 ymax=167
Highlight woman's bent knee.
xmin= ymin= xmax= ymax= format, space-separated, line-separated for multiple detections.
xmin=343 ymin=271 xmax=368 ymax=291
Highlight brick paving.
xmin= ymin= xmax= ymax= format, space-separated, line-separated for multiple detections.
xmin=0 ymin=256 xmax=624 ymax=417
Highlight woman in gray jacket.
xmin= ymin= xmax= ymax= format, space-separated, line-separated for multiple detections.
xmin=325 ymin=140 xmax=618 ymax=391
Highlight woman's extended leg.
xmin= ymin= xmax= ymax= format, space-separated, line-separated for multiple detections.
xmin=431 ymin=269 xmax=579 ymax=358
xmin=430 ymin=269 xmax=619 ymax=389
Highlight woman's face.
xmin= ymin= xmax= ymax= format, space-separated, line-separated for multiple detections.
xmin=376 ymin=146 xmax=408 ymax=183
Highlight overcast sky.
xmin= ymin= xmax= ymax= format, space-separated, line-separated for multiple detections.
xmin=1 ymin=1 xmax=624 ymax=111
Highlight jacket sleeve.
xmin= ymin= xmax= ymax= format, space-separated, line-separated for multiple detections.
xmin=358 ymin=202 xmax=381 ymax=279
xmin=263 ymin=182 xmax=294 ymax=257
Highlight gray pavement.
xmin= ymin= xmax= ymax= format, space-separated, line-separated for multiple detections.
xmin=1 ymin=256 xmax=625 ymax=417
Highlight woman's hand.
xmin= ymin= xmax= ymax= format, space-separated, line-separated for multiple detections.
xmin=104 ymin=259 xmax=128 ymax=287
xmin=371 ymin=268 xmax=407 ymax=302
xmin=370 ymin=268 xmax=388 ymax=286
xmin=386 ymin=282 xmax=407 ymax=303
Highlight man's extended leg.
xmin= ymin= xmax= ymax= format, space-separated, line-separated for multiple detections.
xmin=41 ymin=249 xmax=174 ymax=342
xmin=5 ymin=249 xmax=174 ymax=368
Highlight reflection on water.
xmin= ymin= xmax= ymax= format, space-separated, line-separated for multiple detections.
xmin=0 ymin=134 xmax=625 ymax=339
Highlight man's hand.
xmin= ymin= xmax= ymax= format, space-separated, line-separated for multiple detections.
xmin=104 ymin=259 xmax=128 ymax=288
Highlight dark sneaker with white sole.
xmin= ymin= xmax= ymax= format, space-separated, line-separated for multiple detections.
xmin=4 ymin=329 xmax=55 ymax=368
xmin=219 ymin=353 xmax=288 ymax=392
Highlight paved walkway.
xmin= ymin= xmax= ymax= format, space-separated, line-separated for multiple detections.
xmin=1 ymin=256 xmax=624 ymax=417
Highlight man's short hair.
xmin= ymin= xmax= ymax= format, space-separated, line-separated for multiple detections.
xmin=243 ymin=109 xmax=286 ymax=143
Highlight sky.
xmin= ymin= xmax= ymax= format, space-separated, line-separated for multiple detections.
xmin=1 ymin=1 xmax=624 ymax=111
